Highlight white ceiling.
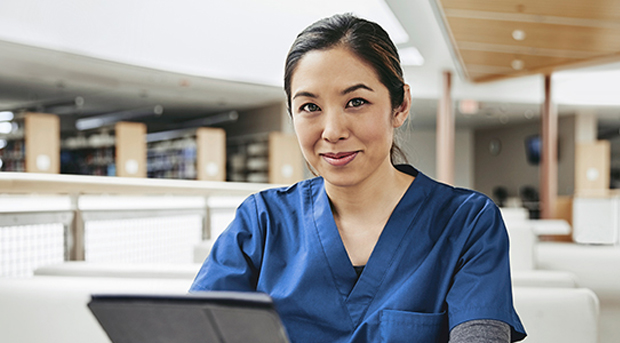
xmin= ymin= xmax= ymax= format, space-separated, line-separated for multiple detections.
xmin=0 ymin=0 xmax=618 ymax=132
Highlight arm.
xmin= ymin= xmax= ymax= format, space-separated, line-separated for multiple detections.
xmin=190 ymin=195 xmax=263 ymax=292
xmin=446 ymin=198 xmax=526 ymax=341
xmin=449 ymin=319 xmax=510 ymax=343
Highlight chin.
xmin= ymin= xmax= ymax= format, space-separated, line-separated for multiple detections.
xmin=319 ymin=169 xmax=362 ymax=188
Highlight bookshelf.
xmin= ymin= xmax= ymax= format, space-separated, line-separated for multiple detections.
xmin=61 ymin=122 xmax=146 ymax=177
xmin=147 ymin=127 xmax=226 ymax=181
xmin=227 ymin=131 xmax=303 ymax=184
xmin=0 ymin=112 xmax=59 ymax=173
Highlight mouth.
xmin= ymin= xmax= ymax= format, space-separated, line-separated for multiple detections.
xmin=320 ymin=151 xmax=359 ymax=167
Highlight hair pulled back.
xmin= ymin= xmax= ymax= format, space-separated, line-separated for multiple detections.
xmin=284 ymin=13 xmax=405 ymax=114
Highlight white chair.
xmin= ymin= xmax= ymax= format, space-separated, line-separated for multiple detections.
xmin=0 ymin=276 xmax=191 ymax=343
xmin=34 ymin=261 xmax=201 ymax=279
xmin=512 ymin=270 xmax=578 ymax=288
xmin=501 ymin=208 xmax=578 ymax=288
xmin=537 ymin=242 xmax=620 ymax=343
xmin=514 ymin=287 xmax=599 ymax=343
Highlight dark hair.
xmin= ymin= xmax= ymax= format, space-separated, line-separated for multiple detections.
xmin=284 ymin=13 xmax=408 ymax=164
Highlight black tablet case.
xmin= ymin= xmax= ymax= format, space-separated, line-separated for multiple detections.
xmin=88 ymin=292 xmax=290 ymax=343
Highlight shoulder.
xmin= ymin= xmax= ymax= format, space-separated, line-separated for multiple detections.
xmin=417 ymin=170 xmax=497 ymax=215
xmin=411 ymin=170 xmax=505 ymax=242
xmin=245 ymin=176 xmax=322 ymax=212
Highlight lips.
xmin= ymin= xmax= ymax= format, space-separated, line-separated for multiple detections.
xmin=320 ymin=151 xmax=359 ymax=167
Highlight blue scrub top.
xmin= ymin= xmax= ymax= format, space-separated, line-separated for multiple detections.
xmin=191 ymin=166 xmax=526 ymax=342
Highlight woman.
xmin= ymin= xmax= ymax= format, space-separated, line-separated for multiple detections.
xmin=191 ymin=13 xmax=526 ymax=343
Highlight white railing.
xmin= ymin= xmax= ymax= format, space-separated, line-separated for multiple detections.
xmin=0 ymin=172 xmax=276 ymax=276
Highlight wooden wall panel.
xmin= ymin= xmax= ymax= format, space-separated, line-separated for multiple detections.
xmin=448 ymin=17 xmax=620 ymax=54
xmin=459 ymin=49 xmax=582 ymax=71
xmin=115 ymin=122 xmax=146 ymax=178
xmin=25 ymin=112 xmax=59 ymax=174
xmin=196 ymin=127 xmax=226 ymax=182
xmin=440 ymin=0 xmax=620 ymax=21
xmin=575 ymin=141 xmax=610 ymax=197
xmin=433 ymin=0 xmax=620 ymax=82
xmin=268 ymin=132 xmax=303 ymax=185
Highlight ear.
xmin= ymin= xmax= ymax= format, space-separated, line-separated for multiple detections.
xmin=392 ymin=84 xmax=411 ymax=129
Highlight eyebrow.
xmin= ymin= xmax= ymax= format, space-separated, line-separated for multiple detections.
xmin=293 ymin=83 xmax=374 ymax=101
xmin=342 ymin=83 xmax=374 ymax=95
xmin=292 ymin=91 xmax=317 ymax=100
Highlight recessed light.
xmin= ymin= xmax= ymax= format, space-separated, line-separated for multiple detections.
xmin=511 ymin=59 xmax=525 ymax=70
xmin=512 ymin=29 xmax=526 ymax=41
xmin=0 ymin=111 xmax=14 ymax=122
xmin=0 ymin=122 xmax=12 ymax=134
xmin=459 ymin=99 xmax=479 ymax=115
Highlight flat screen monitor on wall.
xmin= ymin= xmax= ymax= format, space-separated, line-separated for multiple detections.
xmin=525 ymin=135 xmax=541 ymax=165
xmin=525 ymin=134 xmax=560 ymax=165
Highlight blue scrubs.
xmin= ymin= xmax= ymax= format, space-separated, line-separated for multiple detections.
xmin=190 ymin=166 xmax=526 ymax=342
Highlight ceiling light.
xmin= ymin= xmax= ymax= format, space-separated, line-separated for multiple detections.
xmin=399 ymin=46 xmax=424 ymax=66
xmin=0 ymin=122 xmax=12 ymax=134
xmin=0 ymin=111 xmax=14 ymax=122
xmin=512 ymin=30 xmax=526 ymax=41
xmin=0 ymin=139 xmax=7 ymax=149
xmin=176 ymin=110 xmax=239 ymax=130
xmin=511 ymin=59 xmax=524 ymax=70
xmin=75 ymin=105 xmax=164 ymax=131
xmin=459 ymin=99 xmax=479 ymax=115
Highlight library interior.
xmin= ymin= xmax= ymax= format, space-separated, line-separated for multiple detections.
xmin=1 ymin=0 xmax=620 ymax=342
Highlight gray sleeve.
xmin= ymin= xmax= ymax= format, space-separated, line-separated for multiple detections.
xmin=449 ymin=319 xmax=511 ymax=343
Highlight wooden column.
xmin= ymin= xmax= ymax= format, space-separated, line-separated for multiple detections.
xmin=25 ymin=112 xmax=60 ymax=173
xmin=196 ymin=127 xmax=226 ymax=181
xmin=115 ymin=122 xmax=146 ymax=177
xmin=436 ymin=71 xmax=454 ymax=184
xmin=541 ymin=74 xmax=558 ymax=219
xmin=268 ymin=132 xmax=304 ymax=185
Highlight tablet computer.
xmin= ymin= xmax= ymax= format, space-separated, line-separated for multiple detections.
xmin=88 ymin=292 xmax=290 ymax=343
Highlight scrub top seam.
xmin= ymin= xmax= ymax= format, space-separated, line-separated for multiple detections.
xmin=455 ymin=196 xmax=503 ymax=267
xmin=249 ymin=193 xmax=266 ymax=275
xmin=308 ymin=178 xmax=356 ymax=328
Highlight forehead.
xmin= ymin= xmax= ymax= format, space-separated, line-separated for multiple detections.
xmin=290 ymin=47 xmax=382 ymax=94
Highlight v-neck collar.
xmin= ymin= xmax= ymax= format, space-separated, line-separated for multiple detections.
xmin=310 ymin=168 xmax=430 ymax=326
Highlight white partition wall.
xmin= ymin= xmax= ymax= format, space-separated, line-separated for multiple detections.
xmin=573 ymin=196 xmax=619 ymax=245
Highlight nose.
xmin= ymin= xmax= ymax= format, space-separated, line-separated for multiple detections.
xmin=321 ymin=110 xmax=349 ymax=143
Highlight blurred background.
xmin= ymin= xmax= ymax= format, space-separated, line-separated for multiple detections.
xmin=2 ymin=2 xmax=620 ymax=343
xmin=1 ymin=0 xmax=619 ymax=195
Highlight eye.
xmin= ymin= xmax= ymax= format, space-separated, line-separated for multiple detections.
xmin=347 ymin=98 xmax=367 ymax=108
xmin=300 ymin=103 xmax=321 ymax=113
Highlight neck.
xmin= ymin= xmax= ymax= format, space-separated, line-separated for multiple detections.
xmin=325 ymin=162 xmax=413 ymax=220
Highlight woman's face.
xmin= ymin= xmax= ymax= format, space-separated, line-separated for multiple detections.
xmin=290 ymin=47 xmax=409 ymax=188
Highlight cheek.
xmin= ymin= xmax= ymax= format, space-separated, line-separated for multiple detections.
xmin=293 ymin=119 xmax=319 ymax=155
xmin=358 ymin=115 xmax=394 ymax=147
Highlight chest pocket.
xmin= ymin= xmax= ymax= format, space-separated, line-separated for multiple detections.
xmin=379 ymin=310 xmax=448 ymax=343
